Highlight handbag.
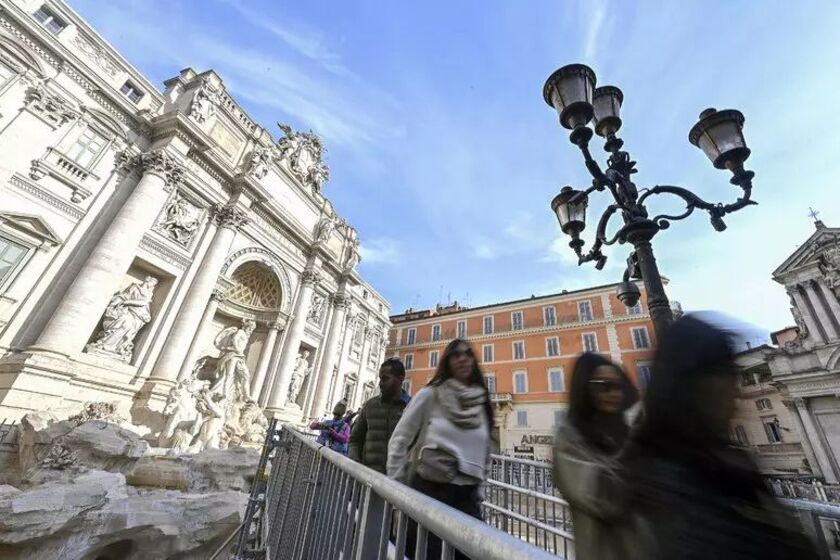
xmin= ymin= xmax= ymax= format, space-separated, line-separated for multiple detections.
xmin=407 ymin=388 xmax=458 ymax=484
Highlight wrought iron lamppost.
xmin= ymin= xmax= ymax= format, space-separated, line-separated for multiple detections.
xmin=543 ymin=64 xmax=756 ymax=339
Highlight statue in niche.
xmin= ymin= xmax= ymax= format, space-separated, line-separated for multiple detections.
xmin=276 ymin=122 xmax=330 ymax=191
xmin=157 ymin=193 xmax=203 ymax=246
xmin=247 ymin=145 xmax=275 ymax=180
xmin=287 ymin=349 xmax=311 ymax=405
xmin=86 ymin=276 xmax=158 ymax=362
xmin=211 ymin=319 xmax=256 ymax=402
xmin=189 ymin=80 xmax=219 ymax=123
xmin=791 ymin=301 xmax=809 ymax=340
xmin=307 ymin=294 xmax=325 ymax=326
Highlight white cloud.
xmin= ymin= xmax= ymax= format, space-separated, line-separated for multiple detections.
xmin=359 ymin=238 xmax=400 ymax=265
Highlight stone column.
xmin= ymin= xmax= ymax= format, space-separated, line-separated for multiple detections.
xmin=351 ymin=327 xmax=374 ymax=409
xmin=790 ymin=288 xmax=825 ymax=344
xmin=251 ymin=321 xmax=284 ymax=398
xmin=150 ymin=204 xmax=248 ymax=384
xmin=794 ymin=398 xmax=838 ymax=483
xmin=783 ymin=399 xmax=824 ymax=479
xmin=307 ymin=291 xmax=350 ymax=418
xmin=265 ymin=267 xmax=321 ymax=413
xmin=33 ymin=150 xmax=183 ymax=357
xmin=817 ymin=278 xmax=840 ymax=326
xmin=804 ymin=282 xmax=839 ymax=340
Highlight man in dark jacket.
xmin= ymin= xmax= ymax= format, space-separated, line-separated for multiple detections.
xmin=349 ymin=358 xmax=409 ymax=473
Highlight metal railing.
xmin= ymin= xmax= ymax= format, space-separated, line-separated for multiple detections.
xmin=780 ymin=498 xmax=840 ymax=560
xmin=239 ymin=424 xmax=559 ymax=560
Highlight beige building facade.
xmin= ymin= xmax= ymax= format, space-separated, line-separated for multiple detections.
xmin=0 ymin=0 xmax=390 ymax=447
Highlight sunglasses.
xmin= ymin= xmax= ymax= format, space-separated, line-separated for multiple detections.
xmin=588 ymin=379 xmax=624 ymax=393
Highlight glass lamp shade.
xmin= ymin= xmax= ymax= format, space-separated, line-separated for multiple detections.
xmin=543 ymin=64 xmax=596 ymax=129
xmin=689 ymin=108 xmax=750 ymax=169
xmin=592 ymin=86 xmax=623 ymax=137
xmin=550 ymin=186 xmax=588 ymax=235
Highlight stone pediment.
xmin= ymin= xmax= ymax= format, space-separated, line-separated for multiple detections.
xmin=0 ymin=212 xmax=61 ymax=246
xmin=773 ymin=225 xmax=840 ymax=280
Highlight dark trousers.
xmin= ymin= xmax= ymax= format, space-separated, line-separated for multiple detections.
xmin=405 ymin=476 xmax=482 ymax=560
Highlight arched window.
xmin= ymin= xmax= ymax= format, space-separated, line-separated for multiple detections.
xmin=227 ymin=261 xmax=282 ymax=309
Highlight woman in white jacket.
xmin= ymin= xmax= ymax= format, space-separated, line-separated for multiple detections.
xmin=388 ymin=338 xmax=493 ymax=559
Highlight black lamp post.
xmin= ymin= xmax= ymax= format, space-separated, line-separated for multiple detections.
xmin=544 ymin=64 xmax=756 ymax=339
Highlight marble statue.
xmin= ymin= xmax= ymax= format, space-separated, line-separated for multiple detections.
xmin=189 ymin=80 xmax=219 ymax=123
xmin=157 ymin=193 xmax=203 ymax=245
xmin=247 ymin=145 xmax=274 ymax=180
xmin=792 ymin=301 xmax=809 ymax=339
xmin=189 ymin=389 xmax=226 ymax=452
xmin=343 ymin=237 xmax=361 ymax=272
xmin=159 ymin=377 xmax=205 ymax=447
xmin=210 ymin=319 xmax=256 ymax=402
xmin=287 ymin=349 xmax=311 ymax=405
xmin=307 ymin=294 xmax=325 ymax=326
xmin=314 ymin=214 xmax=336 ymax=243
xmin=86 ymin=276 xmax=157 ymax=361
xmin=276 ymin=122 xmax=330 ymax=191
xmin=819 ymin=246 xmax=840 ymax=297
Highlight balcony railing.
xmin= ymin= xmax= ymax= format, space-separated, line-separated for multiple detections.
xmin=755 ymin=442 xmax=804 ymax=455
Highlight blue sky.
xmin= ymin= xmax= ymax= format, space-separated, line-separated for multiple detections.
xmin=68 ymin=0 xmax=840 ymax=334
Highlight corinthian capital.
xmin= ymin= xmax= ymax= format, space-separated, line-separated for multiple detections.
xmin=301 ymin=267 xmax=322 ymax=287
xmin=138 ymin=150 xmax=185 ymax=191
xmin=331 ymin=292 xmax=350 ymax=309
xmin=212 ymin=204 xmax=249 ymax=230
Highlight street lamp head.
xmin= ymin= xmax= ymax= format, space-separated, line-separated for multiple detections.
xmin=543 ymin=64 xmax=596 ymax=130
xmin=592 ymin=86 xmax=624 ymax=137
xmin=689 ymin=107 xmax=750 ymax=170
xmin=615 ymin=280 xmax=641 ymax=308
xmin=550 ymin=186 xmax=588 ymax=236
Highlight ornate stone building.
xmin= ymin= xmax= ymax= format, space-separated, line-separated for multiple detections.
xmin=731 ymin=219 xmax=840 ymax=482
xmin=0 ymin=0 xmax=390 ymax=446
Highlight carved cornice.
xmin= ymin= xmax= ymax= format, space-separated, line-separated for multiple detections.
xmin=301 ymin=267 xmax=322 ymax=287
xmin=210 ymin=288 xmax=227 ymax=303
xmin=138 ymin=234 xmax=190 ymax=269
xmin=212 ymin=204 xmax=249 ymax=230
xmin=23 ymin=83 xmax=77 ymax=128
xmin=268 ymin=320 xmax=285 ymax=331
xmin=7 ymin=173 xmax=84 ymax=220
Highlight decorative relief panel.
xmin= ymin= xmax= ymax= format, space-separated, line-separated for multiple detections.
xmin=307 ymin=293 xmax=326 ymax=327
xmin=188 ymin=79 xmax=221 ymax=124
xmin=71 ymin=33 xmax=119 ymax=78
xmin=276 ymin=123 xmax=329 ymax=193
xmin=154 ymin=192 xmax=205 ymax=247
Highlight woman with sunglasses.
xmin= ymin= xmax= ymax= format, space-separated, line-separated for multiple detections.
xmin=551 ymin=352 xmax=638 ymax=560
xmin=388 ymin=338 xmax=493 ymax=559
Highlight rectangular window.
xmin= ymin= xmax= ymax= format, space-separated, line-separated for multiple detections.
xmin=457 ymin=320 xmax=466 ymax=339
xmin=544 ymin=306 xmax=557 ymax=326
xmin=483 ymin=315 xmax=494 ymax=335
xmin=637 ymin=361 xmax=653 ymax=390
xmin=733 ymin=425 xmax=749 ymax=446
xmin=554 ymin=409 xmax=564 ymax=426
xmin=578 ymin=300 xmax=593 ymax=322
xmin=485 ymin=375 xmax=496 ymax=394
xmin=632 ymin=327 xmax=650 ymax=349
xmin=401 ymin=379 xmax=412 ymax=394
xmin=756 ymin=398 xmax=772 ymax=411
xmin=546 ymin=336 xmax=560 ymax=357
xmin=66 ymin=127 xmax=107 ymax=168
xmin=516 ymin=410 xmax=528 ymax=427
xmin=406 ymin=328 xmax=416 ymax=345
xmin=429 ymin=350 xmax=439 ymax=369
xmin=511 ymin=311 xmax=523 ymax=331
xmin=343 ymin=382 xmax=355 ymax=404
xmin=120 ymin=81 xmax=144 ymax=104
xmin=404 ymin=353 xmax=414 ymax=370
xmin=482 ymin=344 xmax=494 ymax=363
xmin=514 ymin=371 xmax=528 ymax=393
xmin=34 ymin=6 xmax=66 ymax=34
xmin=548 ymin=367 xmax=564 ymax=392
xmin=431 ymin=324 xmax=441 ymax=342
xmin=582 ymin=333 xmax=598 ymax=353
xmin=627 ymin=302 xmax=642 ymax=315
xmin=764 ymin=420 xmax=782 ymax=443
xmin=513 ymin=340 xmax=525 ymax=360
xmin=0 ymin=235 xmax=29 ymax=286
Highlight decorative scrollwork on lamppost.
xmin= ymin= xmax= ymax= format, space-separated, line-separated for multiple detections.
xmin=543 ymin=63 xmax=757 ymax=339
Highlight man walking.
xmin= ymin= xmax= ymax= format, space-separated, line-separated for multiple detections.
xmin=349 ymin=358 xmax=409 ymax=473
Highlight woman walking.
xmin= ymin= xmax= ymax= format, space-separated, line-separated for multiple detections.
xmin=551 ymin=352 xmax=638 ymax=560
xmin=388 ymin=338 xmax=493 ymax=559
xmin=622 ymin=316 xmax=817 ymax=559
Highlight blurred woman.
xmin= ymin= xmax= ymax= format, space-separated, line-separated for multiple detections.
xmin=551 ymin=352 xmax=638 ymax=560
xmin=623 ymin=316 xmax=817 ymax=559
xmin=388 ymin=338 xmax=493 ymax=559
xmin=309 ymin=401 xmax=352 ymax=455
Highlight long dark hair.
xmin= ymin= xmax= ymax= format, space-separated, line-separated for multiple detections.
xmin=635 ymin=315 xmax=736 ymax=451
xmin=428 ymin=338 xmax=494 ymax=435
xmin=566 ymin=352 xmax=638 ymax=453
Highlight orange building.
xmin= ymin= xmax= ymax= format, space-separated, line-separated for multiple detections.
xmin=386 ymin=281 xmax=658 ymax=460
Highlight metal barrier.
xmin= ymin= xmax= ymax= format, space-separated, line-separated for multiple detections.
xmin=243 ymin=424 xmax=559 ymax=560
xmin=780 ymin=498 xmax=840 ymax=560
